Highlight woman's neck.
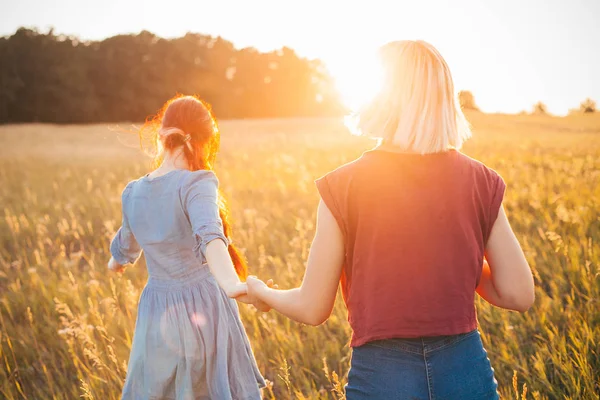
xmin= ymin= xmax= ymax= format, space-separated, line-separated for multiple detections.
xmin=158 ymin=147 xmax=189 ymax=172
xmin=375 ymin=142 xmax=456 ymax=156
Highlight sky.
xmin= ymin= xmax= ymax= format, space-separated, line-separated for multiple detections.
xmin=1 ymin=0 xmax=599 ymax=115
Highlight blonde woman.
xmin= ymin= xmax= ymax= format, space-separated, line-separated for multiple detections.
xmin=247 ymin=40 xmax=535 ymax=399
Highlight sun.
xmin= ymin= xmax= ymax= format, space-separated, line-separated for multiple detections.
xmin=326 ymin=50 xmax=384 ymax=112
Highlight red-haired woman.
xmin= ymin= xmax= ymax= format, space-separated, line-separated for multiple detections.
xmin=108 ymin=96 xmax=267 ymax=399
xmin=247 ymin=40 xmax=535 ymax=399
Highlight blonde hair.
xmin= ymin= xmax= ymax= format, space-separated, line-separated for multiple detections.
xmin=354 ymin=40 xmax=471 ymax=154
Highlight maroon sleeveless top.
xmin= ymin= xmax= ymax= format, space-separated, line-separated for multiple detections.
xmin=315 ymin=149 xmax=505 ymax=347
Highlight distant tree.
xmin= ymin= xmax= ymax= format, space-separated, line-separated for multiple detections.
xmin=458 ymin=91 xmax=478 ymax=111
xmin=532 ymin=101 xmax=548 ymax=115
xmin=579 ymin=98 xmax=596 ymax=113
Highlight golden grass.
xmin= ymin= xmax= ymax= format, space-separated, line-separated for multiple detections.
xmin=1 ymin=113 xmax=599 ymax=399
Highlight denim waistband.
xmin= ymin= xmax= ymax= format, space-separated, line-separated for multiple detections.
xmin=365 ymin=329 xmax=479 ymax=355
xmin=146 ymin=266 xmax=213 ymax=290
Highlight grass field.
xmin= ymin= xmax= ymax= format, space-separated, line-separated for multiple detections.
xmin=1 ymin=113 xmax=599 ymax=399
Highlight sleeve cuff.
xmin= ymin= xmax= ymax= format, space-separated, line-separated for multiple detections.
xmin=110 ymin=235 xmax=133 ymax=265
xmin=315 ymin=175 xmax=345 ymax=236
xmin=110 ymin=230 xmax=139 ymax=265
xmin=195 ymin=225 xmax=230 ymax=261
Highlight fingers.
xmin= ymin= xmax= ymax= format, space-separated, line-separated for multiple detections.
xmin=253 ymin=297 xmax=272 ymax=312
xmin=247 ymin=275 xmax=278 ymax=291
xmin=246 ymin=276 xmax=258 ymax=287
xmin=254 ymin=302 xmax=272 ymax=312
xmin=266 ymin=279 xmax=278 ymax=289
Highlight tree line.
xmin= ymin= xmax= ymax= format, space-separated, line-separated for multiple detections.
xmin=458 ymin=91 xmax=597 ymax=115
xmin=0 ymin=28 xmax=346 ymax=123
xmin=1 ymin=28 xmax=595 ymax=124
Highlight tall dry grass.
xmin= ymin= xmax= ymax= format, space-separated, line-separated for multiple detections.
xmin=1 ymin=114 xmax=599 ymax=399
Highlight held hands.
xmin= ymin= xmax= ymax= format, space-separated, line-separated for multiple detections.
xmin=225 ymin=282 xmax=250 ymax=298
xmin=246 ymin=275 xmax=270 ymax=298
xmin=230 ymin=278 xmax=277 ymax=312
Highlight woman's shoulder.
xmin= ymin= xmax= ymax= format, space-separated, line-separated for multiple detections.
xmin=177 ymin=170 xmax=220 ymax=203
xmin=179 ymin=169 xmax=219 ymax=187
xmin=456 ymin=152 xmax=503 ymax=179
xmin=314 ymin=155 xmax=369 ymax=212
xmin=455 ymin=152 xmax=505 ymax=197
xmin=316 ymin=154 xmax=366 ymax=184
xmin=120 ymin=178 xmax=140 ymax=199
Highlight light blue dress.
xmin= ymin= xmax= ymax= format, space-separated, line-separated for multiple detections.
xmin=110 ymin=169 xmax=265 ymax=400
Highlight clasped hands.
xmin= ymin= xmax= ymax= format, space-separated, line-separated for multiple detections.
xmin=227 ymin=276 xmax=274 ymax=312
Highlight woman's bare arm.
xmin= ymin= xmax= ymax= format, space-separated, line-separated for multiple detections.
xmin=476 ymin=205 xmax=535 ymax=312
xmin=476 ymin=259 xmax=504 ymax=306
xmin=205 ymin=239 xmax=277 ymax=311
xmin=247 ymin=199 xmax=344 ymax=325
xmin=205 ymin=239 xmax=249 ymax=298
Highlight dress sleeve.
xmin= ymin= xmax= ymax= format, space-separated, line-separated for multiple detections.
xmin=110 ymin=182 xmax=142 ymax=265
xmin=180 ymin=171 xmax=229 ymax=260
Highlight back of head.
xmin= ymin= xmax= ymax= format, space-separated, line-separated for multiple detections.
xmin=355 ymin=40 xmax=471 ymax=154
xmin=142 ymin=95 xmax=220 ymax=170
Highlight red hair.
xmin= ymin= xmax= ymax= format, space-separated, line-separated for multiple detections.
xmin=139 ymin=94 xmax=248 ymax=280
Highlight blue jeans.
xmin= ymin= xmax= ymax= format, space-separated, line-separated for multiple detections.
xmin=345 ymin=330 xmax=499 ymax=400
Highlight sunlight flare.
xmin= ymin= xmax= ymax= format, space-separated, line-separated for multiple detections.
xmin=330 ymin=49 xmax=384 ymax=112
